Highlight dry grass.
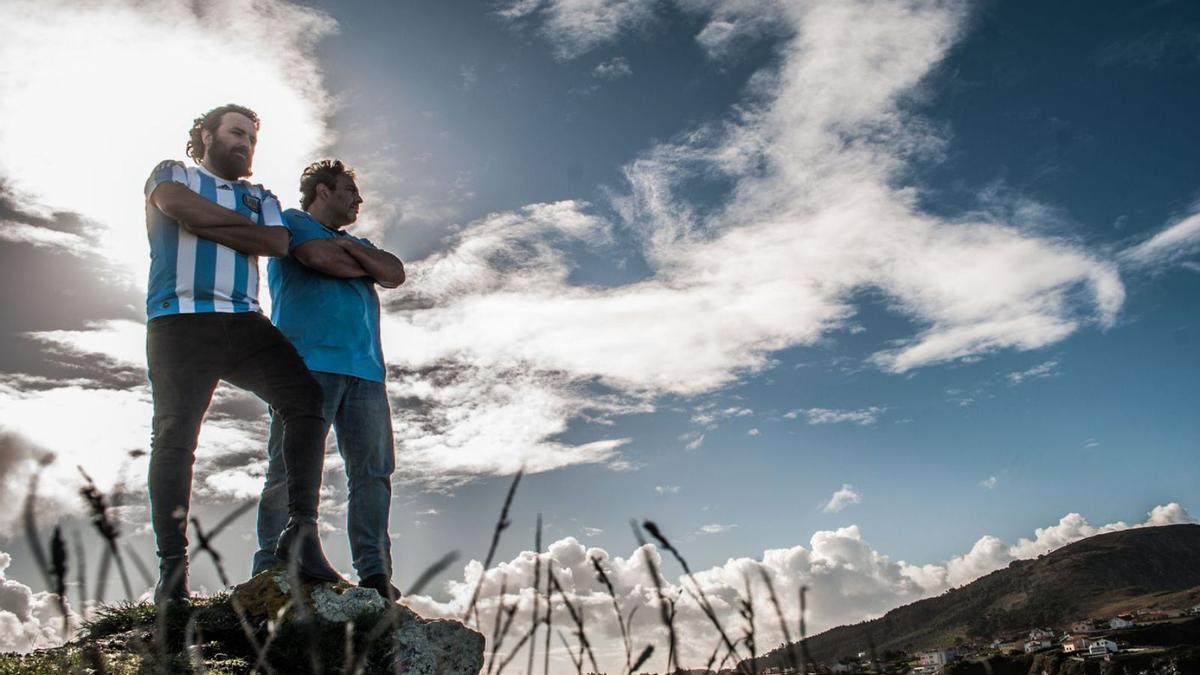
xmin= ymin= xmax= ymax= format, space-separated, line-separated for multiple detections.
xmin=14 ymin=458 xmax=846 ymax=675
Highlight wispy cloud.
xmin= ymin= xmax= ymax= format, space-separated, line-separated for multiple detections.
xmin=787 ymin=407 xmax=884 ymax=426
xmin=1006 ymin=359 xmax=1059 ymax=385
xmin=0 ymin=221 xmax=93 ymax=256
xmin=979 ymin=475 xmax=998 ymax=489
xmin=698 ymin=522 xmax=737 ymax=534
xmin=593 ymin=56 xmax=632 ymax=79
xmin=822 ymin=483 xmax=862 ymax=513
xmin=655 ymin=484 xmax=681 ymax=495
xmin=1120 ymin=209 xmax=1200 ymax=270
xmin=495 ymin=0 xmax=659 ymax=60
xmin=678 ymin=431 xmax=705 ymax=450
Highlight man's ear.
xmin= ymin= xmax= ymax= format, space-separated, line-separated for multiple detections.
xmin=315 ymin=183 xmax=331 ymax=202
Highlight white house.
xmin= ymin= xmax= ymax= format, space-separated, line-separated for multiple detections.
xmin=1087 ymin=639 xmax=1119 ymax=657
xmin=1110 ymin=616 xmax=1135 ymax=629
xmin=1062 ymin=636 xmax=1088 ymax=654
xmin=919 ymin=650 xmax=959 ymax=668
xmin=1028 ymin=628 xmax=1055 ymax=641
xmin=1024 ymin=639 xmax=1052 ymax=653
xmin=1070 ymin=620 xmax=1095 ymax=633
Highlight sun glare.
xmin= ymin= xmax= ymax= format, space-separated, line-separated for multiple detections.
xmin=0 ymin=0 xmax=333 ymax=295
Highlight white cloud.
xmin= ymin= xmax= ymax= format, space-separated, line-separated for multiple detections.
xmin=698 ymin=522 xmax=737 ymax=534
xmin=403 ymin=504 xmax=1195 ymax=671
xmin=0 ymin=375 xmax=276 ymax=533
xmin=655 ymin=485 xmax=681 ymax=495
xmin=387 ymin=365 xmax=642 ymax=487
xmin=496 ymin=0 xmax=658 ymax=59
xmin=1120 ymin=209 xmax=1200 ymax=269
xmin=678 ymin=431 xmax=705 ymax=450
xmin=28 ymin=320 xmax=147 ymax=369
xmin=0 ymin=0 xmax=1138 ymax=495
xmin=0 ymin=0 xmax=336 ymax=289
xmin=0 ymin=221 xmax=94 ymax=256
xmin=360 ymin=0 xmax=1127 ymax=487
xmin=1006 ymin=359 xmax=1059 ymax=385
xmin=790 ymin=407 xmax=884 ymax=426
xmin=582 ymin=527 xmax=604 ymax=537
xmin=746 ymin=427 xmax=760 ymax=436
xmin=0 ymin=549 xmax=77 ymax=654
xmin=593 ymin=56 xmax=633 ymax=79
xmin=822 ymin=483 xmax=862 ymax=513
xmin=978 ymin=475 xmax=997 ymax=490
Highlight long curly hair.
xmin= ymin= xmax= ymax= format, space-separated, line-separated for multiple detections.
xmin=299 ymin=159 xmax=357 ymax=210
xmin=186 ymin=104 xmax=260 ymax=162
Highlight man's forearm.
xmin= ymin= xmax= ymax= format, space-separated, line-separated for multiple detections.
xmin=294 ymin=240 xmax=372 ymax=278
xmin=340 ymin=242 xmax=406 ymax=287
xmin=151 ymin=182 xmax=257 ymax=230
xmin=180 ymin=223 xmax=289 ymax=257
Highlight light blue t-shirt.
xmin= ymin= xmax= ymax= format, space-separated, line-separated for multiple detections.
xmin=268 ymin=209 xmax=385 ymax=382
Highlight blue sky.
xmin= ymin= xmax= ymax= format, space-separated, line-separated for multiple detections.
xmin=0 ymin=0 xmax=1198 ymax=665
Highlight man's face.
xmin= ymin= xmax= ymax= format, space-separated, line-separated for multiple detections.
xmin=324 ymin=175 xmax=363 ymax=227
xmin=202 ymin=112 xmax=257 ymax=179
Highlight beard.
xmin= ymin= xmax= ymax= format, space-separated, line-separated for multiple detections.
xmin=206 ymin=136 xmax=252 ymax=179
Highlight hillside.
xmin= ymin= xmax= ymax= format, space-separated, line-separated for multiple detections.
xmin=755 ymin=524 xmax=1200 ymax=666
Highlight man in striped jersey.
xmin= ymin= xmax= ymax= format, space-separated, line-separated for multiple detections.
xmin=144 ymin=104 xmax=341 ymax=603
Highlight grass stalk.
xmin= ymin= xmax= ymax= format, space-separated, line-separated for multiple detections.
xmin=464 ymin=469 xmax=523 ymax=628
xmin=526 ymin=514 xmax=542 ymax=675
xmin=631 ymin=520 xmax=677 ymax=674
xmin=644 ymin=520 xmax=741 ymax=668
xmin=756 ymin=566 xmax=798 ymax=672
xmin=591 ymin=554 xmax=633 ymax=673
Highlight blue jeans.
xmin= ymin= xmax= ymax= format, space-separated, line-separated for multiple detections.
xmin=253 ymin=372 xmax=395 ymax=579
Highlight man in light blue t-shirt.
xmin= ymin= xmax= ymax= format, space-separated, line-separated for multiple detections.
xmin=252 ymin=160 xmax=406 ymax=600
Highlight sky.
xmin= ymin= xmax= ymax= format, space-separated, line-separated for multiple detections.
xmin=1 ymin=0 xmax=1199 ymax=668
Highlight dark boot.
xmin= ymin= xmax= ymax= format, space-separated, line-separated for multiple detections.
xmin=275 ymin=517 xmax=342 ymax=583
xmin=154 ymin=554 xmax=190 ymax=604
xmin=359 ymin=573 xmax=401 ymax=602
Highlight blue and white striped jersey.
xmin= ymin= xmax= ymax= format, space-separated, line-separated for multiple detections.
xmin=144 ymin=160 xmax=284 ymax=320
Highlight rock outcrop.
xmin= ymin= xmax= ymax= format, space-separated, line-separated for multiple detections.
xmin=0 ymin=569 xmax=484 ymax=674
xmin=230 ymin=568 xmax=485 ymax=675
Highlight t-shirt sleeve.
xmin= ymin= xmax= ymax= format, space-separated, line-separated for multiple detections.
xmin=144 ymin=160 xmax=188 ymax=198
xmin=355 ymin=236 xmax=378 ymax=250
xmin=259 ymin=188 xmax=285 ymax=228
xmin=283 ymin=211 xmax=327 ymax=253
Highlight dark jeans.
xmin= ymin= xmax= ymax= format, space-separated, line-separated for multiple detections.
xmin=146 ymin=312 xmax=325 ymax=560
xmin=253 ymin=373 xmax=396 ymax=579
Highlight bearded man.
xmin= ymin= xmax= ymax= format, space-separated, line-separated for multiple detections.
xmin=144 ymin=104 xmax=341 ymax=602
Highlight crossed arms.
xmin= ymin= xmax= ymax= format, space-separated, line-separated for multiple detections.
xmin=150 ymin=182 xmax=288 ymax=258
xmin=294 ymin=239 xmax=406 ymax=288
xmin=149 ymin=182 xmax=405 ymax=287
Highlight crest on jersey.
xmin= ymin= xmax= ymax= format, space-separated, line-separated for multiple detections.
xmin=242 ymin=194 xmax=262 ymax=213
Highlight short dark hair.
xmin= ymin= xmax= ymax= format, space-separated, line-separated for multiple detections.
xmin=299 ymin=159 xmax=357 ymax=211
xmin=186 ymin=104 xmax=260 ymax=162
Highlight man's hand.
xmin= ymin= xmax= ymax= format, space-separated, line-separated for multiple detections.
xmin=150 ymin=183 xmax=288 ymax=257
xmin=335 ymin=239 xmax=406 ymax=288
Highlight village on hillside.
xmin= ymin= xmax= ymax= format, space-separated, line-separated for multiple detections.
xmin=753 ymin=604 xmax=1200 ymax=674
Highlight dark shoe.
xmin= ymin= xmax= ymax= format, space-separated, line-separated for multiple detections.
xmin=359 ymin=573 xmax=401 ymax=601
xmin=274 ymin=517 xmax=343 ymax=583
xmin=154 ymin=555 xmax=190 ymax=604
